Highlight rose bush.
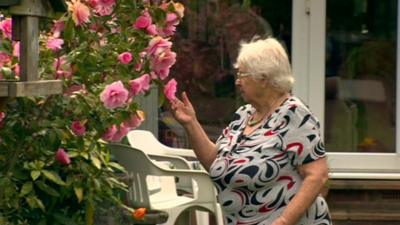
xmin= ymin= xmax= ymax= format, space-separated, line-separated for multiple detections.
xmin=0 ymin=0 xmax=181 ymax=224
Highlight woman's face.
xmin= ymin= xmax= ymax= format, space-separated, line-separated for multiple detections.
xmin=235 ymin=67 xmax=265 ymax=103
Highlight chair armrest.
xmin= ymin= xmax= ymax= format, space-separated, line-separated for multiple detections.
xmin=153 ymin=167 xmax=217 ymax=202
xmin=148 ymin=154 xmax=191 ymax=170
xmin=166 ymin=148 xmax=197 ymax=158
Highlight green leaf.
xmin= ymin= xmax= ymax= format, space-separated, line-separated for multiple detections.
xmin=74 ymin=186 xmax=84 ymax=203
xmin=31 ymin=170 xmax=41 ymax=181
xmin=92 ymin=178 xmax=101 ymax=191
xmin=36 ymin=181 xmax=60 ymax=197
xmin=42 ymin=170 xmax=66 ymax=186
xmin=26 ymin=195 xmax=45 ymax=212
xmin=106 ymin=177 xmax=128 ymax=189
xmin=108 ymin=162 xmax=125 ymax=172
xmin=19 ymin=182 xmax=33 ymax=197
xmin=63 ymin=17 xmax=75 ymax=42
xmin=68 ymin=150 xmax=79 ymax=158
xmin=80 ymin=152 xmax=89 ymax=160
xmin=34 ymin=196 xmax=45 ymax=212
xmin=91 ymin=155 xmax=101 ymax=170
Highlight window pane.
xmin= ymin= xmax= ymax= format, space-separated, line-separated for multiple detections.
xmin=159 ymin=0 xmax=292 ymax=147
xmin=324 ymin=0 xmax=397 ymax=152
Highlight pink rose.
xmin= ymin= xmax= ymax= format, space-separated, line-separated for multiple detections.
xmin=159 ymin=2 xmax=169 ymax=11
xmin=166 ymin=13 xmax=178 ymax=24
xmin=87 ymin=0 xmax=99 ymax=7
xmin=0 ymin=112 xmax=5 ymax=128
xmin=0 ymin=18 xmax=12 ymax=39
xmin=100 ymin=0 xmax=115 ymax=6
xmin=102 ymin=124 xmax=130 ymax=142
xmin=129 ymin=74 xmax=150 ymax=96
xmin=0 ymin=51 xmax=11 ymax=67
xmin=53 ymin=56 xmax=72 ymax=79
xmin=151 ymin=50 xmax=176 ymax=79
xmin=71 ymin=121 xmax=86 ymax=136
xmin=129 ymin=79 xmax=141 ymax=96
xmin=159 ymin=24 xmax=177 ymax=37
xmin=134 ymin=11 xmax=152 ymax=29
xmin=88 ymin=0 xmax=115 ymax=16
xmin=146 ymin=37 xmax=172 ymax=56
xmin=100 ymin=81 xmax=129 ymax=109
xmin=47 ymin=38 xmax=64 ymax=51
xmin=146 ymin=24 xmax=158 ymax=35
xmin=0 ymin=112 xmax=5 ymax=122
xmin=123 ymin=112 xmax=144 ymax=129
xmin=102 ymin=125 xmax=118 ymax=141
xmin=118 ymin=52 xmax=133 ymax=64
xmin=164 ymin=79 xmax=177 ymax=101
xmin=52 ymin=19 xmax=65 ymax=38
xmin=110 ymin=124 xmax=130 ymax=142
xmin=95 ymin=4 xmax=114 ymax=16
xmin=138 ymin=74 xmax=151 ymax=92
xmin=67 ymin=0 xmax=91 ymax=26
xmin=12 ymin=42 xmax=20 ymax=58
xmin=55 ymin=148 xmax=71 ymax=165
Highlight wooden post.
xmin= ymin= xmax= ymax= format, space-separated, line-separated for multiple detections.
xmin=0 ymin=0 xmax=64 ymax=97
xmin=18 ymin=16 xmax=39 ymax=81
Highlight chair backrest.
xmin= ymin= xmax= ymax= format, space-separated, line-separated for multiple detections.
xmin=108 ymin=143 xmax=163 ymax=208
xmin=127 ymin=130 xmax=170 ymax=155
xmin=338 ymin=79 xmax=386 ymax=102
xmin=127 ymin=130 xmax=197 ymax=159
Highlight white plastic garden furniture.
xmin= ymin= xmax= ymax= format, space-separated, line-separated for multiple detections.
xmin=108 ymin=143 xmax=224 ymax=225
xmin=127 ymin=130 xmax=199 ymax=166
xmin=127 ymin=130 xmax=213 ymax=225
xmin=127 ymin=130 xmax=204 ymax=191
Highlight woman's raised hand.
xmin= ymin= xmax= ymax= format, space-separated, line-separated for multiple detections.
xmin=170 ymin=92 xmax=197 ymax=125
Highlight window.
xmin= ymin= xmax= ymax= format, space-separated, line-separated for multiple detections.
xmin=295 ymin=0 xmax=400 ymax=178
xmin=324 ymin=0 xmax=397 ymax=153
xmin=159 ymin=0 xmax=293 ymax=147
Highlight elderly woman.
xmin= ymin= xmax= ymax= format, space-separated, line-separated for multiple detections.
xmin=170 ymin=37 xmax=332 ymax=225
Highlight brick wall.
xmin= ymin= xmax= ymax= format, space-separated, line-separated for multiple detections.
xmin=326 ymin=180 xmax=400 ymax=225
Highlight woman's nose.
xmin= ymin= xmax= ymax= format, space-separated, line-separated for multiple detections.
xmin=235 ymin=79 xmax=241 ymax=86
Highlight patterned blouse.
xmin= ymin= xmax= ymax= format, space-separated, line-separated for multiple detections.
xmin=209 ymin=96 xmax=332 ymax=225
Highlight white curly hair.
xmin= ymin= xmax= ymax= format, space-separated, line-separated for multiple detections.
xmin=234 ymin=37 xmax=294 ymax=92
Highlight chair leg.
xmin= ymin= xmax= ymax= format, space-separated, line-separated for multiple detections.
xmin=196 ymin=211 xmax=209 ymax=225
xmin=215 ymin=206 xmax=225 ymax=225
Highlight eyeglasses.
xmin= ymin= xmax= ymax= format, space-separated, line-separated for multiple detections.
xmin=236 ymin=71 xmax=251 ymax=79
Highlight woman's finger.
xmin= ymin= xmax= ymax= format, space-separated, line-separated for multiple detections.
xmin=182 ymin=91 xmax=192 ymax=106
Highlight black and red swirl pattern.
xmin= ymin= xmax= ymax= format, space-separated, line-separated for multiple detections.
xmin=210 ymin=96 xmax=332 ymax=225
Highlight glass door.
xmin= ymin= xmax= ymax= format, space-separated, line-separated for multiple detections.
xmin=299 ymin=0 xmax=400 ymax=177
xmin=324 ymin=0 xmax=397 ymax=153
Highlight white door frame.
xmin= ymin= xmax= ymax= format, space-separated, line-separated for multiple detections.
xmin=292 ymin=0 xmax=326 ymax=138
xmin=291 ymin=0 xmax=400 ymax=179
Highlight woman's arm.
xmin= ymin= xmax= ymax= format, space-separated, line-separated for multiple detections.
xmin=272 ymin=157 xmax=329 ymax=225
xmin=181 ymin=119 xmax=217 ymax=171
xmin=170 ymin=92 xmax=217 ymax=171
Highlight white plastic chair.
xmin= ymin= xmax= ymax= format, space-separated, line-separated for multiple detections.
xmin=128 ymin=130 xmax=213 ymax=225
xmin=127 ymin=130 xmax=197 ymax=163
xmin=127 ymin=130 xmax=203 ymax=193
xmin=108 ymin=143 xmax=224 ymax=225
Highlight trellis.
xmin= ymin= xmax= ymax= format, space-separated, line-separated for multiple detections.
xmin=0 ymin=0 xmax=66 ymax=97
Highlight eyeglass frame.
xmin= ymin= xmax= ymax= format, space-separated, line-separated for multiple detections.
xmin=236 ymin=71 xmax=252 ymax=79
